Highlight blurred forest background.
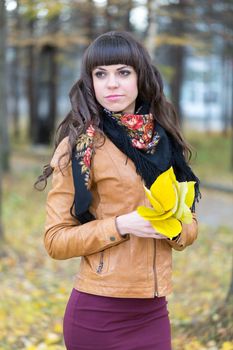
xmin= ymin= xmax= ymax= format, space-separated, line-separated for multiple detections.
xmin=0 ymin=0 xmax=232 ymax=349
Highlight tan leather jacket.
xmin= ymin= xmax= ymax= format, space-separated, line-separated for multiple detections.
xmin=44 ymin=136 xmax=198 ymax=298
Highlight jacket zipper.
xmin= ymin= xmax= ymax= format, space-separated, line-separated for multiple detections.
xmin=96 ymin=251 xmax=104 ymax=273
xmin=154 ymin=240 xmax=159 ymax=297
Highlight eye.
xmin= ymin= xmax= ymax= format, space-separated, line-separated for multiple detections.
xmin=94 ymin=71 xmax=106 ymax=78
xmin=119 ymin=69 xmax=131 ymax=76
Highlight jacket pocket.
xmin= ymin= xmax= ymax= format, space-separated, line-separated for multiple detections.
xmin=83 ymin=250 xmax=110 ymax=275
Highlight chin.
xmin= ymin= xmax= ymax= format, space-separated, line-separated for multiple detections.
xmin=104 ymin=104 xmax=125 ymax=113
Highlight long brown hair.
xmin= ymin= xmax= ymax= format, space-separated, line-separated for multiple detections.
xmin=35 ymin=31 xmax=192 ymax=190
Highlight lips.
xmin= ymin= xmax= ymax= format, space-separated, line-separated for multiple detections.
xmin=105 ymin=94 xmax=124 ymax=101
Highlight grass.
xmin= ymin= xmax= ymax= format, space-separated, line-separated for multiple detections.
xmin=185 ymin=131 xmax=232 ymax=186
xmin=0 ymin=132 xmax=232 ymax=349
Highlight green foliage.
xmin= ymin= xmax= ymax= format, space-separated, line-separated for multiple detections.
xmin=158 ymin=64 xmax=175 ymax=85
xmin=17 ymin=0 xmax=65 ymax=20
xmin=186 ymin=131 xmax=232 ymax=185
xmin=0 ymin=148 xmax=232 ymax=349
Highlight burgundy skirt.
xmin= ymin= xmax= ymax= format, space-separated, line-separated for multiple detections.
xmin=63 ymin=288 xmax=171 ymax=350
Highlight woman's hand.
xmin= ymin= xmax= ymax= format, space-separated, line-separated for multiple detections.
xmin=116 ymin=211 xmax=167 ymax=239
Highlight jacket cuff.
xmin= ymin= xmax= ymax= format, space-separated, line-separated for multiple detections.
xmin=102 ymin=217 xmax=129 ymax=245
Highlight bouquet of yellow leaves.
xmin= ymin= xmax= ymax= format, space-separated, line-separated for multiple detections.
xmin=137 ymin=167 xmax=195 ymax=239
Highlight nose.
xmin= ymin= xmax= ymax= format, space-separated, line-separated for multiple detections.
xmin=107 ymin=74 xmax=119 ymax=88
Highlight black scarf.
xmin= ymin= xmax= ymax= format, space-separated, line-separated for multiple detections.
xmin=71 ymin=107 xmax=200 ymax=224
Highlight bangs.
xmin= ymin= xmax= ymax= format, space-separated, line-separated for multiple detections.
xmin=85 ymin=34 xmax=138 ymax=72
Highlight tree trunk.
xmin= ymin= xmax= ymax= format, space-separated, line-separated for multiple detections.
xmin=230 ymin=59 xmax=233 ymax=171
xmin=105 ymin=0 xmax=114 ymax=32
xmin=35 ymin=45 xmax=57 ymax=144
xmin=27 ymin=19 xmax=37 ymax=143
xmin=0 ymin=0 xmax=9 ymax=240
xmin=105 ymin=0 xmax=133 ymax=32
xmin=85 ymin=0 xmax=95 ymax=40
xmin=226 ymin=252 xmax=233 ymax=301
xmin=145 ymin=0 xmax=158 ymax=61
xmin=11 ymin=1 xmax=21 ymax=140
xmin=123 ymin=0 xmax=133 ymax=32
xmin=167 ymin=0 xmax=188 ymax=125
xmin=0 ymin=148 xmax=3 ymax=240
xmin=170 ymin=45 xmax=185 ymax=124
xmin=10 ymin=46 xmax=20 ymax=140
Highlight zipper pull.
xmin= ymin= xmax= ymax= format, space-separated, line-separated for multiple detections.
xmin=96 ymin=251 xmax=104 ymax=273
xmin=96 ymin=261 xmax=103 ymax=273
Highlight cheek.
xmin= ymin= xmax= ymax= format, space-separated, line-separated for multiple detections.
xmin=127 ymin=78 xmax=138 ymax=97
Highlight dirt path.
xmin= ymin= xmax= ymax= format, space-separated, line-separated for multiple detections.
xmin=196 ymin=189 xmax=233 ymax=228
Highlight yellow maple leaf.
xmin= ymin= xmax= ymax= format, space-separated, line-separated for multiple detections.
xmin=137 ymin=167 xmax=195 ymax=238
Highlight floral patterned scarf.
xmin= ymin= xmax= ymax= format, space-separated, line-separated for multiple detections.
xmin=107 ymin=111 xmax=160 ymax=152
xmin=71 ymin=106 xmax=200 ymax=224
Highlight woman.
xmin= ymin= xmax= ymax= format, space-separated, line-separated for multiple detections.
xmin=37 ymin=31 xmax=200 ymax=350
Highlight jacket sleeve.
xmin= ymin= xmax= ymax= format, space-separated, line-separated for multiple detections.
xmin=44 ymin=138 xmax=128 ymax=260
xmin=166 ymin=213 xmax=198 ymax=251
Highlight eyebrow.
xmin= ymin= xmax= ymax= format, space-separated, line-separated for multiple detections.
xmin=93 ymin=65 xmax=129 ymax=71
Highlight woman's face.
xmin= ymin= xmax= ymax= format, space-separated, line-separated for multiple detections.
xmin=92 ymin=64 xmax=138 ymax=114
